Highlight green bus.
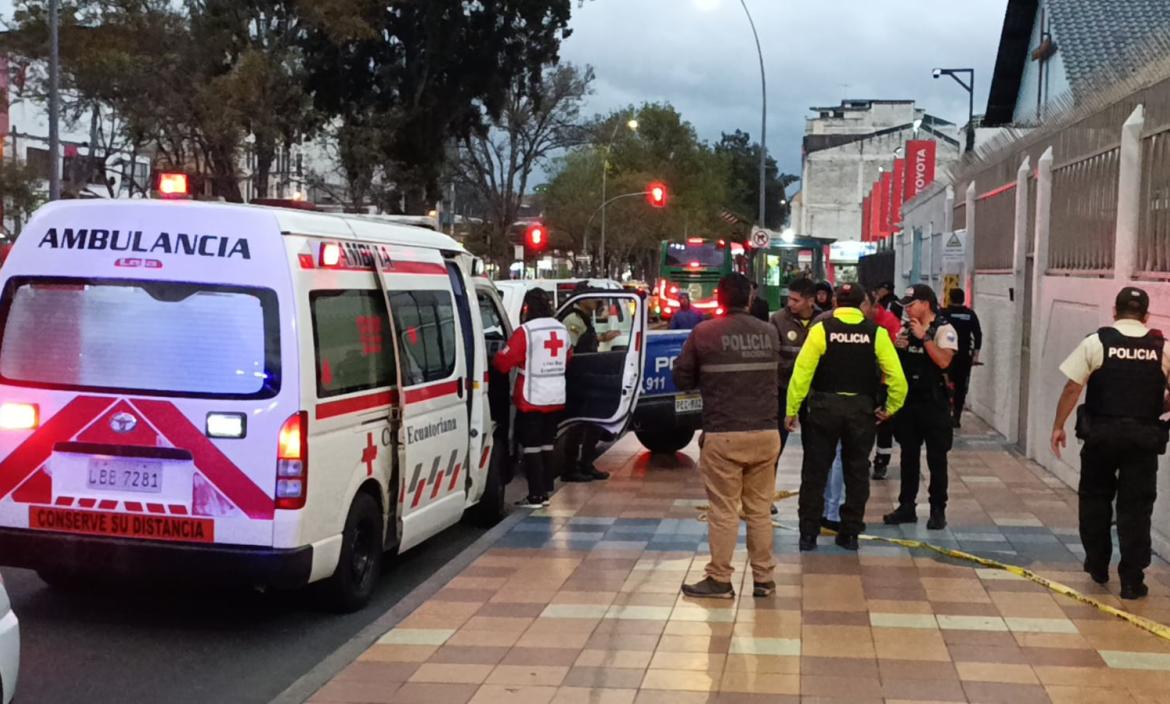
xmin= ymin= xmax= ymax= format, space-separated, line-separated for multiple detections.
xmin=654 ymin=238 xmax=747 ymax=321
xmin=750 ymin=235 xmax=833 ymax=311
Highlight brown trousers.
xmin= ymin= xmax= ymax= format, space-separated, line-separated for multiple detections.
xmin=699 ymin=430 xmax=782 ymax=584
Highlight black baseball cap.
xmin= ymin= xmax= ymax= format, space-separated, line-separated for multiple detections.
xmin=835 ymin=282 xmax=865 ymax=307
xmin=1116 ymin=286 xmax=1150 ymax=316
xmin=899 ymin=284 xmax=938 ymax=306
xmin=877 ymin=281 xmax=895 ymax=292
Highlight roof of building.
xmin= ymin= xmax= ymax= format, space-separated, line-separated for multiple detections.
xmin=803 ymin=114 xmax=960 ymax=157
xmin=985 ymin=0 xmax=1170 ymax=126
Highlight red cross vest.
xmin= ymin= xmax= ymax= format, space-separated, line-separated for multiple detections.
xmin=521 ymin=318 xmax=569 ymax=408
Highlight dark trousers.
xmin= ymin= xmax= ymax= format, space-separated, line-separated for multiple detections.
xmin=950 ymin=359 xmax=973 ymax=424
xmin=517 ymin=411 xmax=557 ymax=497
xmin=565 ymin=423 xmax=601 ymax=470
xmin=895 ymin=397 xmax=953 ymax=511
xmin=1079 ymin=433 xmax=1159 ymax=583
xmin=798 ymin=393 xmax=876 ymax=537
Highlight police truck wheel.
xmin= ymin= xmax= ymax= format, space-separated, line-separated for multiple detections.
xmin=322 ymin=493 xmax=383 ymax=613
xmin=468 ymin=444 xmax=508 ymax=527
xmin=636 ymin=430 xmax=694 ymax=455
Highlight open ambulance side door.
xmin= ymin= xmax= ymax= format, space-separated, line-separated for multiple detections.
xmin=556 ymin=292 xmax=647 ymax=435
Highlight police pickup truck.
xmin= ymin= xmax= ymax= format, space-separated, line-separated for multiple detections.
xmin=629 ymin=329 xmax=702 ymax=454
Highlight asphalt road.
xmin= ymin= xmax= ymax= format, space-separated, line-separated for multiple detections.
xmin=2 ymin=520 xmax=489 ymax=704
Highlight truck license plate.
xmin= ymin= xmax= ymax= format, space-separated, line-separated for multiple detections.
xmin=675 ymin=394 xmax=703 ymax=414
xmin=86 ymin=458 xmax=163 ymax=494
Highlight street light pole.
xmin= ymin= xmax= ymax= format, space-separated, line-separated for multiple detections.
xmin=739 ymin=0 xmax=767 ymax=227
xmin=594 ymin=117 xmax=638 ymax=276
xmin=933 ymin=67 xmax=975 ymax=154
xmin=48 ymin=0 xmax=61 ymax=201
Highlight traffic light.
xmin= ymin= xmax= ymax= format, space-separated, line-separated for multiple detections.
xmin=647 ymin=182 xmax=667 ymax=208
xmin=525 ymin=222 xmax=547 ymax=252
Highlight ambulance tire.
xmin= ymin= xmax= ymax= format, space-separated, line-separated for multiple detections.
xmin=635 ymin=430 xmax=694 ymax=455
xmin=322 ymin=492 xmax=383 ymax=613
xmin=468 ymin=444 xmax=507 ymax=527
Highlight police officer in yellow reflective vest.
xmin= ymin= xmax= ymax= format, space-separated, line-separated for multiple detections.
xmin=1051 ymin=286 xmax=1170 ymax=600
xmin=786 ymin=283 xmax=907 ymax=551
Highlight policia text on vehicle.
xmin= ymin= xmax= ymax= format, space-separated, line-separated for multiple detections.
xmin=1051 ymin=286 xmax=1170 ymax=600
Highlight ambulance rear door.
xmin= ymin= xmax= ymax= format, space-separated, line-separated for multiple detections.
xmin=379 ymin=248 xmax=470 ymax=553
xmin=556 ymin=292 xmax=647 ymax=435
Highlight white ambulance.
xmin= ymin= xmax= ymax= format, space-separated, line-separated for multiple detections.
xmin=0 ymin=200 xmax=647 ymax=611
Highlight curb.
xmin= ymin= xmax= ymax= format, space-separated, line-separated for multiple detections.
xmin=269 ymin=509 xmax=529 ymax=704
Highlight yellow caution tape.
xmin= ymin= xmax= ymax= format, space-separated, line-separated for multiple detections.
xmin=692 ymin=491 xmax=1170 ymax=641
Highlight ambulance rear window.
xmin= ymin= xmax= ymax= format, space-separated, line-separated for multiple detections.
xmin=0 ymin=277 xmax=280 ymax=399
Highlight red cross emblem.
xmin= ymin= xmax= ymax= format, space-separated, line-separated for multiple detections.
xmin=544 ymin=331 xmax=565 ymax=358
xmin=362 ymin=433 xmax=378 ymax=476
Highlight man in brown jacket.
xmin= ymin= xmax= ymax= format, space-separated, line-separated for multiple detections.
xmin=770 ymin=278 xmax=818 ymax=450
xmin=674 ymin=273 xmax=782 ymax=599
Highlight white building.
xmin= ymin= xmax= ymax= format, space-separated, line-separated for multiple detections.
xmin=799 ymin=99 xmax=960 ymax=243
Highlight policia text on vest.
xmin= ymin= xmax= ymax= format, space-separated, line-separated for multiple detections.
xmin=786 ymin=286 xmax=908 ymax=551
xmin=1051 ymin=286 xmax=1170 ymax=600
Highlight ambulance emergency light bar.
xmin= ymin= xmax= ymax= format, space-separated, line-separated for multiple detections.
xmin=156 ymin=172 xmax=190 ymax=199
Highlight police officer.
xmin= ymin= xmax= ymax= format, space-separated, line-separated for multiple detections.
xmin=942 ymin=288 xmax=983 ymax=428
xmin=674 ymin=273 xmax=781 ymax=599
xmin=771 ymin=277 xmax=818 ymax=451
xmin=786 ymin=283 xmax=907 ymax=551
xmin=883 ymin=284 xmax=959 ymax=530
xmin=1051 ymin=286 xmax=1170 ymax=600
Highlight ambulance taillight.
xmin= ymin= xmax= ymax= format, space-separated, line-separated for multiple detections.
xmin=320 ymin=243 xmax=342 ymax=268
xmin=0 ymin=402 xmax=38 ymax=431
xmin=276 ymin=411 xmax=308 ymax=510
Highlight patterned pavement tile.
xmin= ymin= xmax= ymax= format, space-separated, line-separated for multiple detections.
xmin=308 ymin=426 xmax=1170 ymax=704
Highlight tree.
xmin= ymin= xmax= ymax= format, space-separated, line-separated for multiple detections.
xmin=544 ymin=103 xmax=731 ymax=278
xmin=715 ymin=129 xmax=799 ymax=229
xmin=0 ymin=158 xmax=44 ymax=233
xmin=300 ymin=0 xmax=573 ymax=214
xmin=455 ymin=63 xmax=593 ymax=272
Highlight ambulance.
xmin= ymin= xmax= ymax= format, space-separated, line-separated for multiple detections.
xmin=0 ymin=199 xmax=647 ymax=611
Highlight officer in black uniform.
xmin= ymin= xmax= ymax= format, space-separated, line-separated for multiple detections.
xmin=1051 ymin=286 xmax=1170 ymax=599
xmin=785 ymin=283 xmax=907 ymax=551
xmin=942 ymin=288 xmax=983 ymax=428
xmin=883 ymin=284 xmax=959 ymax=530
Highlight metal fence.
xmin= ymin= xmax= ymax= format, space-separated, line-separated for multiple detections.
xmin=974 ymin=184 xmax=1017 ymax=271
xmin=1049 ymin=148 xmax=1120 ymax=272
xmin=1139 ymin=127 xmax=1170 ymax=273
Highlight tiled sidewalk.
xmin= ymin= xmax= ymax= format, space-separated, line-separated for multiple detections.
xmin=308 ymin=422 xmax=1170 ymax=704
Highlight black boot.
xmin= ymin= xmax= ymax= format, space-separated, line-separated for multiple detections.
xmin=1121 ymin=580 xmax=1149 ymax=600
xmin=871 ymin=457 xmax=889 ymax=480
xmin=542 ymin=450 xmax=559 ymax=497
xmin=926 ymin=509 xmax=947 ymax=530
xmin=883 ymin=505 xmax=918 ymax=525
xmin=799 ymin=534 xmax=817 ymax=551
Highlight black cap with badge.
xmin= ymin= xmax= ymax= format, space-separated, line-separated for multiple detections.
xmin=1115 ymin=286 xmax=1150 ymax=317
xmin=898 ymin=283 xmax=939 ymax=307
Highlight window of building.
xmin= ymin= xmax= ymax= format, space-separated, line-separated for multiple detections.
xmin=310 ymin=290 xmax=395 ymax=397
xmin=24 ymin=147 xmax=51 ymax=180
xmin=389 ymin=290 xmax=457 ymax=386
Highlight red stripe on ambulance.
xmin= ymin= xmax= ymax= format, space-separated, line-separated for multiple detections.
xmin=0 ymin=396 xmax=116 ymax=500
xmin=134 ymin=399 xmax=275 ymax=520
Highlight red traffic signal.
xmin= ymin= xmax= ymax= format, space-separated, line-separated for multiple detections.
xmin=525 ymin=222 xmax=547 ymax=252
xmin=647 ymin=182 xmax=667 ymax=208
xmin=156 ymin=172 xmax=190 ymax=199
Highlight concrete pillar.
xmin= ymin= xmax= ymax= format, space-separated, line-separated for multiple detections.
xmin=1001 ymin=157 xmax=1032 ymax=445
xmin=1114 ymin=104 xmax=1145 ymax=281
xmin=1028 ymin=147 xmax=1054 ymax=457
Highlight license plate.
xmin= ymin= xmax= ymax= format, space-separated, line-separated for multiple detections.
xmin=675 ymin=394 xmax=703 ymax=414
xmin=86 ymin=458 xmax=163 ymax=494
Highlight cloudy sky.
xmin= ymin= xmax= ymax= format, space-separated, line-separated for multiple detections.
xmin=559 ymin=0 xmax=1010 ymax=185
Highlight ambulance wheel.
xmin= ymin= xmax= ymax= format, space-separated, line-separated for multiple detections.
xmin=468 ymin=444 xmax=507 ymax=527
xmin=322 ymin=492 xmax=383 ymax=613
xmin=636 ymin=430 xmax=694 ymax=455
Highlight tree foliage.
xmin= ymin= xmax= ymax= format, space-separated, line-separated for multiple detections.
xmin=544 ymin=103 xmax=731 ymax=278
xmin=714 ymin=130 xmax=799 ymax=229
xmin=300 ymin=0 xmax=573 ymax=213
xmin=455 ymin=62 xmax=592 ymax=272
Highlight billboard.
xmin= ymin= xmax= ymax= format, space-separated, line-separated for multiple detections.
xmin=903 ymin=140 xmax=937 ymax=203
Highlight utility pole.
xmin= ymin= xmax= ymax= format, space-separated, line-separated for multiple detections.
xmin=740 ymin=0 xmax=767 ymax=228
xmin=48 ymin=0 xmax=61 ymax=201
